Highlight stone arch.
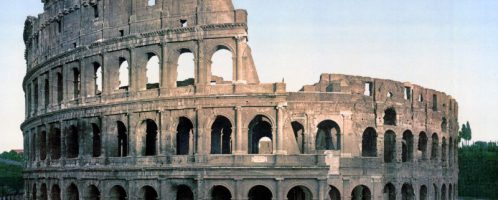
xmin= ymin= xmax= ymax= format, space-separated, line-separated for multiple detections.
xmin=418 ymin=132 xmax=428 ymax=160
xmin=384 ymin=130 xmax=396 ymax=163
xmin=177 ymin=117 xmax=194 ymax=155
xmin=51 ymin=184 xmax=61 ymax=200
xmin=383 ymin=183 xmax=395 ymax=200
xmin=40 ymin=183 xmax=48 ymax=200
xmin=291 ymin=121 xmax=305 ymax=154
xmin=362 ymin=127 xmax=377 ymax=157
xmin=402 ymin=130 xmax=414 ymax=162
xmin=86 ymin=185 xmax=100 ymax=200
xmin=441 ymin=117 xmax=448 ymax=132
xmin=248 ymin=185 xmax=272 ymax=200
xmin=316 ymin=120 xmax=341 ymax=151
xmin=211 ymin=116 xmax=233 ymax=154
xmin=449 ymin=137 xmax=454 ymax=166
xmin=109 ymin=185 xmax=127 ymax=200
xmin=138 ymin=119 xmax=158 ymax=156
xmin=210 ymin=44 xmax=234 ymax=83
xmin=117 ymin=121 xmax=128 ymax=157
xmin=92 ymin=123 xmax=101 ymax=157
xmin=383 ymin=107 xmax=397 ymax=126
xmin=72 ymin=67 xmax=81 ymax=98
xmin=329 ymin=185 xmax=341 ymax=200
xmin=93 ymin=62 xmax=103 ymax=95
xmin=431 ymin=133 xmax=439 ymax=160
xmin=433 ymin=184 xmax=439 ymax=200
xmin=351 ymin=185 xmax=371 ymax=200
xmin=66 ymin=125 xmax=79 ymax=158
xmin=146 ymin=52 xmax=160 ymax=89
xmin=287 ymin=185 xmax=313 ymax=200
xmin=401 ymin=183 xmax=414 ymax=200
xmin=420 ymin=185 xmax=428 ymax=200
xmin=442 ymin=137 xmax=447 ymax=163
xmin=448 ymin=184 xmax=453 ymax=200
xmin=140 ymin=185 xmax=158 ymax=200
xmin=32 ymin=183 xmax=37 ymax=200
xmin=211 ymin=185 xmax=232 ymax=200
xmin=248 ymin=115 xmax=273 ymax=154
xmin=441 ymin=184 xmax=447 ymax=200
xmin=49 ymin=127 xmax=61 ymax=159
xmin=66 ymin=183 xmax=79 ymax=200
xmin=176 ymin=184 xmax=194 ymax=200
xmin=39 ymin=130 xmax=47 ymax=160
xmin=118 ymin=57 xmax=130 ymax=90
xmin=175 ymin=48 xmax=196 ymax=87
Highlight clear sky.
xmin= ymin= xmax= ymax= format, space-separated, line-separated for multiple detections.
xmin=0 ymin=0 xmax=497 ymax=152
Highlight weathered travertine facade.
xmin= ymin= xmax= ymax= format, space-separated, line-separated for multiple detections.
xmin=21 ymin=0 xmax=459 ymax=199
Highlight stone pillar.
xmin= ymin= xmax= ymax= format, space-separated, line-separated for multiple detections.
xmin=235 ymin=36 xmax=243 ymax=82
xmin=196 ymin=40 xmax=209 ymax=86
xmin=276 ymin=178 xmax=284 ymax=200
xmin=234 ymin=178 xmax=243 ymax=200
xmin=234 ymin=106 xmax=244 ymax=154
xmin=160 ymin=43 xmax=169 ymax=89
xmin=275 ymin=105 xmax=286 ymax=154
xmin=317 ymin=178 xmax=327 ymax=200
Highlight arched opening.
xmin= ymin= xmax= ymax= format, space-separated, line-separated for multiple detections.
xmin=402 ymin=130 xmax=414 ymax=162
xmin=33 ymin=79 xmax=39 ymax=113
xmin=441 ymin=184 xmax=447 ymax=200
xmin=176 ymin=185 xmax=193 ymax=200
xmin=118 ymin=58 xmax=129 ymax=91
xmin=44 ymin=78 xmax=49 ymax=108
xmin=40 ymin=183 xmax=48 ymax=200
xmin=442 ymin=137 xmax=447 ymax=163
xmin=383 ymin=107 xmax=397 ymax=126
xmin=66 ymin=125 xmax=79 ymax=158
xmin=141 ymin=186 xmax=158 ymax=200
xmin=211 ymin=185 xmax=232 ymax=200
xmin=384 ymin=130 xmax=396 ymax=163
xmin=57 ymin=72 xmax=63 ymax=104
xmin=177 ymin=117 xmax=194 ymax=155
xmin=117 ymin=121 xmax=128 ymax=157
xmin=448 ymin=184 xmax=453 ymax=200
xmin=211 ymin=47 xmax=233 ymax=84
xmin=420 ymin=185 xmax=427 ymax=200
xmin=66 ymin=183 xmax=79 ymax=200
xmin=109 ymin=185 xmax=127 ymax=200
xmin=87 ymin=185 xmax=100 ymax=200
xmin=248 ymin=185 xmax=272 ymax=200
xmin=146 ymin=53 xmax=160 ymax=89
xmin=418 ymin=132 xmax=428 ymax=160
xmin=72 ymin=68 xmax=81 ymax=98
xmin=383 ymin=183 xmax=395 ymax=200
xmin=144 ymin=119 xmax=158 ymax=156
xmin=362 ymin=127 xmax=377 ymax=157
xmin=39 ymin=131 xmax=47 ymax=160
xmin=92 ymin=123 xmax=101 ymax=157
xmin=441 ymin=117 xmax=447 ymax=132
xmin=94 ymin=62 xmax=102 ymax=95
xmin=401 ymin=183 xmax=414 ymax=200
xmin=48 ymin=128 xmax=61 ymax=160
xmin=329 ymin=185 xmax=341 ymax=200
xmin=211 ymin=116 xmax=233 ymax=154
xmin=433 ymin=184 xmax=439 ymax=200
xmin=148 ymin=0 xmax=156 ymax=6
xmin=431 ymin=133 xmax=439 ymax=161
xmin=248 ymin=115 xmax=273 ymax=154
xmin=291 ymin=121 xmax=305 ymax=154
xmin=351 ymin=185 xmax=371 ymax=200
xmin=287 ymin=186 xmax=312 ymax=200
xmin=32 ymin=183 xmax=37 ymax=200
xmin=177 ymin=51 xmax=195 ymax=87
xmin=449 ymin=137 xmax=454 ymax=166
xmin=316 ymin=120 xmax=341 ymax=151
xmin=51 ymin=184 xmax=61 ymax=200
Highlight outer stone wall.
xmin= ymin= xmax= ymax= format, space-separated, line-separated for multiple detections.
xmin=22 ymin=1 xmax=458 ymax=200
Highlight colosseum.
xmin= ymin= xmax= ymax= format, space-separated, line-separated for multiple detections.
xmin=21 ymin=0 xmax=459 ymax=200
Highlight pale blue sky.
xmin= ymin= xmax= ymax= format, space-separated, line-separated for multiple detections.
xmin=1 ymin=0 xmax=497 ymax=152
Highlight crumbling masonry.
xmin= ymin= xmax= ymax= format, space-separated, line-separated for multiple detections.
xmin=22 ymin=0 xmax=459 ymax=199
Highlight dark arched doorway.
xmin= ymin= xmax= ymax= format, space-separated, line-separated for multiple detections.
xmin=248 ymin=185 xmax=272 ymax=200
xmin=287 ymin=186 xmax=312 ymax=200
xmin=248 ymin=116 xmax=273 ymax=154
xmin=211 ymin=185 xmax=232 ymax=200
xmin=211 ymin=116 xmax=233 ymax=154
xmin=177 ymin=185 xmax=194 ymax=200
xmin=351 ymin=185 xmax=371 ymax=200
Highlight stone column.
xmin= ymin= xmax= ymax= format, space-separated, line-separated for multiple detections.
xmin=235 ymin=36 xmax=243 ymax=82
xmin=233 ymin=106 xmax=244 ymax=154
xmin=275 ymin=105 xmax=286 ymax=154
xmin=317 ymin=178 xmax=327 ymax=200
xmin=276 ymin=178 xmax=284 ymax=200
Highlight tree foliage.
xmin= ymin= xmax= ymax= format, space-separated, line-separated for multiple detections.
xmin=459 ymin=141 xmax=498 ymax=199
xmin=0 ymin=151 xmax=24 ymax=196
xmin=459 ymin=121 xmax=472 ymax=146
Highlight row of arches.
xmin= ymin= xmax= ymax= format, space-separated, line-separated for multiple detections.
xmin=27 ymin=47 xmax=235 ymax=117
xmin=33 ymin=182 xmax=412 ymax=200
xmin=384 ymin=183 xmax=457 ymax=200
xmin=360 ymin=128 xmax=458 ymax=164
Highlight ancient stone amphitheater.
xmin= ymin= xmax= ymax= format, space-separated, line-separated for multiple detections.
xmin=21 ymin=0 xmax=459 ymax=199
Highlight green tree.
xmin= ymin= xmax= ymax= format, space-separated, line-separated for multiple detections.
xmin=459 ymin=121 xmax=473 ymax=146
